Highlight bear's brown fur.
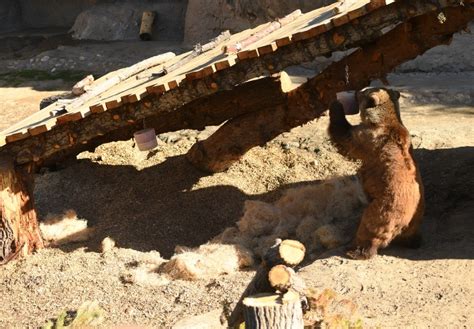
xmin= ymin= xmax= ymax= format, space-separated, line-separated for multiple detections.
xmin=328 ymin=87 xmax=424 ymax=259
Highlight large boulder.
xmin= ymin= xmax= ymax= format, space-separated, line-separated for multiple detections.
xmin=71 ymin=4 xmax=140 ymax=41
xmin=70 ymin=0 xmax=187 ymax=41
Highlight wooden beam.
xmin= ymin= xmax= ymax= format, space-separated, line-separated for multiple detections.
xmin=186 ymin=6 xmax=474 ymax=173
xmin=0 ymin=0 xmax=468 ymax=166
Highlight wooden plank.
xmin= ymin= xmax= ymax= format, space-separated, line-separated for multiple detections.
xmin=121 ymin=94 xmax=132 ymax=104
xmin=200 ymin=65 xmax=216 ymax=78
xmin=292 ymin=23 xmax=331 ymax=42
xmin=5 ymin=132 xmax=29 ymax=144
xmin=168 ymin=80 xmax=179 ymax=90
xmin=275 ymin=37 xmax=292 ymax=48
xmin=128 ymin=90 xmax=149 ymax=103
xmin=215 ymin=59 xmax=235 ymax=71
xmin=258 ymin=43 xmax=278 ymax=56
xmin=146 ymin=84 xmax=168 ymax=95
xmin=105 ymin=99 xmax=121 ymax=110
xmin=90 ymin=104 xmax=105 ymax=114
xmin=332 ymin=13 xmax=351 ymax=27
xmin=27 ymin=125 xmax=48 ymax=136
xmin=366 ymin=0 xmax=387 ymax=12
xmin=237 ymin=49 xmax=259 ymax=60
xmin=186 ymin=65 xmax=216 ymax=81
xmin=347 ymin=6 xmax=369 ymax=20
xmin=56 ymin=112 xmax=83 ymax=125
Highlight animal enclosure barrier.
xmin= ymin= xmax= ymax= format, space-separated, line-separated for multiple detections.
xmin=0 ymin=0 xmax=473 ymax=264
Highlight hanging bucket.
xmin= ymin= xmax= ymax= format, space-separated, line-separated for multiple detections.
xmin=336 ymin=91 xmax=359 ymax=115
xmin=134 ymin=128 xmax=158 ymax=151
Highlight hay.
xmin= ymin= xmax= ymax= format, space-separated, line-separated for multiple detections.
xmin=218 ymin=175 xmax=367 ymax=257
xmin=39 ymin=210 xmax=94 ymax=246
xmin=161 ymin=244 xmax=254 ymax=281
xmin=147 ymin=176 xmax=367 ymax=281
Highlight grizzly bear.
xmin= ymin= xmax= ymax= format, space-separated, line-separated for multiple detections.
xmin=328 ymin=87 xmax=424 ymax=259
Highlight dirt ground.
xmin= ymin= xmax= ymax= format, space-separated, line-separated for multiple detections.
xmin=0 ymin=38 xmax=473 ymax=328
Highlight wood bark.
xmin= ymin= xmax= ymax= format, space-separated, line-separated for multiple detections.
xmin=187 ymin=6 xmax=474 ymax=172
xmin=243 ymin=291 xmax=304 ymax=329
xmin=0 ymin=157 xmax=43 ymax=264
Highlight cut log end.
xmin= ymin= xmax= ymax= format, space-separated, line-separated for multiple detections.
xmin=269 ymin=265 xmax=293 ymax=292
xmin=279 ymin=239 xmax=306 ymax=266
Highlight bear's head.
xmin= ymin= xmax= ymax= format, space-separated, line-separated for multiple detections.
xmin=356 ymin=88 xmax=402 ymax=126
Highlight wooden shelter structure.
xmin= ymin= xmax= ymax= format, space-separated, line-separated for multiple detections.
xmin=0 ymin=0 xmax=473 ymax=264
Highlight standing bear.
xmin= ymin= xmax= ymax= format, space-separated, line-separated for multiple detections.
xmin=328 ymin=87 xmax=424 ymax=259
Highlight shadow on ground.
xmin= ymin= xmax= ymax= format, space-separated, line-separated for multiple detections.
xmin=34 ymin=146 xmax=473 ymax=260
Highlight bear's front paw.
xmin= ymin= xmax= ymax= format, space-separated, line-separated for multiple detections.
xmin=329 ymin=100 xmax=346 ymax=121
xmin=346 ymin=246 xmax=377 ymax=260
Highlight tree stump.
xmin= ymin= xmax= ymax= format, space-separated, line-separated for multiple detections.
xmin=0 ymin=157 xmax=43 ymax=264
xmin=243 ymin=291 xmax=304 ymax=329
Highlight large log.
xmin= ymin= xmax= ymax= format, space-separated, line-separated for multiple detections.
xmin=187 ymin=5 xmax=474 ymax=172
xmin=0 ymin=157 xmax=43 ymax=263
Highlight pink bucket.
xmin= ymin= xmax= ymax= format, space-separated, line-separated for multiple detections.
xmin=336 ymin=91 xmax=359 ymax=115
xmin=134 ymin=128 xmax=158 ymax=151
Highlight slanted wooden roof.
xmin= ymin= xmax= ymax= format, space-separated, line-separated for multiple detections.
xmin=0 ymin=0 xmax=472 ymax=167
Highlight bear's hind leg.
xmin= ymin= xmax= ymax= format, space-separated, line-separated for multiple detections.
xmin=392 ymin=219 xmax=423 ymax=249
xmin=346 ymin=200 xmax=394 ymax=260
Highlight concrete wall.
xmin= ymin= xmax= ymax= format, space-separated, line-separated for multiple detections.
xmin=0 ymin=0 xmax=187 ymax=42
xmin=0 ymin=0 xmax=22 ymax=33
xmin=19 ymin=0 xmax=98 ymax=29
xmin=1 ymin=0 xmax=332 ymax=42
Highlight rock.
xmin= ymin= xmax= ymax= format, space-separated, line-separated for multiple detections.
xmin=70 ymin=2 xmax=186 ymax=42
xmin=172 ymin=309 xmax=225 ymax=329
xmin=101 ymin=237 xmax=116 ymax=253
xmin=40 ymin=55 xmax=50 ymax=62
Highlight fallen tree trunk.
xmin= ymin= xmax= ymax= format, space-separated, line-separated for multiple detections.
xmin=187 ymin=6 xmax=474 ymax=172
xmin=0 ymin=157 xmax=43 ymax=264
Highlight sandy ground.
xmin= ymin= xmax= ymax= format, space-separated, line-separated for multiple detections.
xmin=0 ymin=70 xmax=472 ymax=328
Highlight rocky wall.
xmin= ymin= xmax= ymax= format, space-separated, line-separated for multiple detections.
xmin=183 ymin=0 xmax=336 ymax=45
